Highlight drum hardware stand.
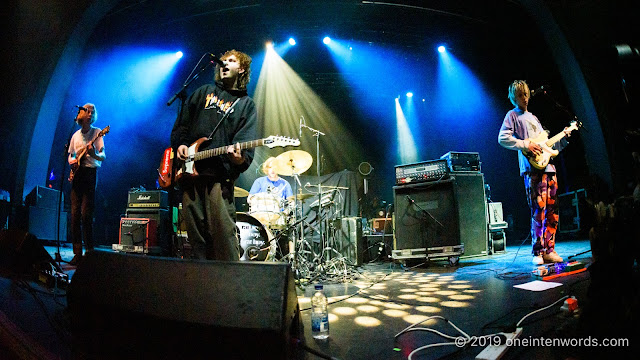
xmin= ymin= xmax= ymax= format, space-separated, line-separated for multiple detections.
xmin=300 ymin=119 xmax=332 ymax=267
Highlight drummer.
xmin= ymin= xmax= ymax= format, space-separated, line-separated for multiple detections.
xmin=248 ymin=157 xmax=293 ymax=206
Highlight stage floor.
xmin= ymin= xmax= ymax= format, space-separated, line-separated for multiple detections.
xmin=1 ymin=238 xmax=638 ymax=359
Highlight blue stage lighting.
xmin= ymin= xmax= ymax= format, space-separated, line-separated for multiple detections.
xmin=175 ymin=51 xmax=183 ymax=58
xmin=323 ymin=37 xmax=331 ymax=45
xmin=289 ymin=38 xmax=296 ymax=46
xmin=406 ymin=92 xmax=413 ymax=98
xmin=438 ymin=46 xmax=446 ymax=53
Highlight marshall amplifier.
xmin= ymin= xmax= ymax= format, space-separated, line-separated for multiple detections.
xmin=440 ymin=151 xmax=481 ymax=172
xmin=395 ymin=159 xmax=449 ymax=185
xmin=127 ymin=190 xmax=169 ymax=209
xmin=115 ymin=218 xmax=158 ymax=254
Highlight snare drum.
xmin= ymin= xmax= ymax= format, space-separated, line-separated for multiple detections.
xmin=236 ymin=213 xmax=276 ymax=261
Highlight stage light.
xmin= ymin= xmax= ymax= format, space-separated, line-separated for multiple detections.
xmin=288 ymin=38 xmax=296 ymax=46
xmin=438 ymin=45 xmax=446 ymax=53
xmin=406 ymin=92 xmax=413 ymax=98
xmin=422 ymin=99 xmax=425 ymax=102
xmin=265 ymin=41 xmax=274 ymax=49
xmin=175 ymin=51 xmax=183 ymax=58
xmin=252 ymin=43 xmax=363 ymax=180
xmin=323 ymin=36 xmax=331 ymax=45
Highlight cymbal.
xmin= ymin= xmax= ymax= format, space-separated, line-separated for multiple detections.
xmin=287 ymin=193 xmax=314 ymax=201
xmin=234 ymin=186 xmax=249 ymax=197
xmin=273 ymin=150 xmax=313 ymax=176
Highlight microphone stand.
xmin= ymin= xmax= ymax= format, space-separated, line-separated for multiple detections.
xmin=54 ymin=111 xmax=80 ymax=267
xmin=301 ymin=122 xmax=328 ymax=266
xmin=167 ymin=53 xmax=217 ymax=106
xmin=165 ymin=53 xmax=217 ymax=257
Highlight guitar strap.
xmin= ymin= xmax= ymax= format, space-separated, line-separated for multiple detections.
xmin=206 ymin=97 xmax=241 ymax=140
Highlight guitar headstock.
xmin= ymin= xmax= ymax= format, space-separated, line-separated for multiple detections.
xmin=567 ymin=120 xmax=581 ymax=132
xmin=100 ymin=125 xmax=111 ymax=137
xmin=263 ymin=135 xmax=300 ymax=148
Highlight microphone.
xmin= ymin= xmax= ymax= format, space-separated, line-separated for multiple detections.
xmin=75 ymin=105 xmax=87 ymax=111
xmin=208 ymin=53 xmax=227 ymax=68
xmin=530 ymin=86 xmax=545 ymax=97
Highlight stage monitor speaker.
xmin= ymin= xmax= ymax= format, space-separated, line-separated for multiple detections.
xmin=125 ymin=208 xmax=170 ymax=254
xmin=28 ymin=206 xmax=67 ymax=241
xmin=393 ymin=180 xmax=460 ymax=251
xmin=67 ymin=250 xmax=303 ymax=359
xmin=332 ymin=217 xmax=364 ymax=265
xmin=0 ymin=229 xmax=60 ymax=275
xmin=452 ymin=173 xmax=488 ymax=257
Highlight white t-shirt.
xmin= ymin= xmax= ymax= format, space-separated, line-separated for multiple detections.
xmin=69 ymin=126 xmax=104 ymax=168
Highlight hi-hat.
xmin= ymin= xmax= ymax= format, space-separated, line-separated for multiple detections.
xmin=273 ymin=150 xmax=313 ymax=176
xmin=234 ymin=186 xmax=250 ymax=197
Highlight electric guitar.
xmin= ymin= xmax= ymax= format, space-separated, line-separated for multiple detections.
xmin=68 ymin=125 xmax=110 ymax=182
xmin=523 ymin=120 xmax=580 ymax=169
xmin=158 ymin=135 xmax=300 ymax=189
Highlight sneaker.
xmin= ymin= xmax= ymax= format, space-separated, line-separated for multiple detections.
xmin=532 ymin=255 xmax=544 ymax=265
xmin=543 ymin=251 xmax=563 ymax=263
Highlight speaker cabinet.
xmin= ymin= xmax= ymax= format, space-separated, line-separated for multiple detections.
xmin=25 ymin=186 xmax=63 ymax=210
xmin=28 ymin=206 xmax=67 ymax=241
xmin=393 ymin=173 xmax=489 ymax=258
xmin=452 ymin=173 xmax=488 ymax=257
xmin=393 ymin=180 xmax=460 ymax=252
xmin=67 ymin=250 xmax=303 ymax=359
xmin=125 ymin=208 xmax=170 ymax=254
xmin=118 ymin=218 xmax=158 ymax=253
xmin=332 ymin=217 xmax=364 ymax=265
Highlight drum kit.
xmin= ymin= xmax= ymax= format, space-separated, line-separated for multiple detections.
xmin=233 ymin=149 xmax=350 ymax=279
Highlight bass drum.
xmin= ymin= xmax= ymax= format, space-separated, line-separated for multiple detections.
xmin=236 ymin=212 xmax=276 ymax=261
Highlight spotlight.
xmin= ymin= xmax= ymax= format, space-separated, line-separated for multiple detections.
xmin=323 ymin=36 xmax=331 ymax=45
xmin=175 ymin=51 xmax=183 ymax=59
xmin=422 ymin=99 xmax=425 ymax=102
xmin=437 ymin=45 xmax=446 ymax=53
xmin=266 ymin=41 xmax=274 ymax=49
xmin=406 ymin=92 xmax=413 ymax=98
xmin=289 ymin=38 xmax=296 ymax=46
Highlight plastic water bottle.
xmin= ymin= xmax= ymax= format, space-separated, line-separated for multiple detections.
xmin=311 ymin=284 xmax=329 ymax=339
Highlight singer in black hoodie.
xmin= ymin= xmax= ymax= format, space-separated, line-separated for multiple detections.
xmin=170 ymin=49 xmax=257 ymax=260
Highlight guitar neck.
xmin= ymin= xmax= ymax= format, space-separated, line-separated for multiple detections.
xmin=545 ymin=131 xmax=567 ymax=147
xmin=194 ymin=139 xmax=264 ymax=161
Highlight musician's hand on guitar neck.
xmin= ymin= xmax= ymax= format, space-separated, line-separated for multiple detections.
xmin=563 ymin=127 xmax=572 ymax=137
xmin=227 ymin=143 xmax=244 ymax=165
xmin=176 ymin=145 xmax=188 ymax=160
xmin=527 ymin=141 xmax=543 ymax=156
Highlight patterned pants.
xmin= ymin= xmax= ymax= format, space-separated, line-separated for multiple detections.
xmin=524 ymin=171 xmax=559 ymax=255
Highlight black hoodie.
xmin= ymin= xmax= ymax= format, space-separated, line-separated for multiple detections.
xmin=170 ymin=81 xmax=257 ymax=181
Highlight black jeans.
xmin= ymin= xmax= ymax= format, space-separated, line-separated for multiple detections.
xmin=70 ymin=167 xmax=97 ymax=255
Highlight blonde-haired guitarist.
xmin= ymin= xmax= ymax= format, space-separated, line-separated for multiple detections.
xmin=498 ymin=80 xmax=576 ymax=266
xmin=68 ymin=103 xmax=106 ymax=266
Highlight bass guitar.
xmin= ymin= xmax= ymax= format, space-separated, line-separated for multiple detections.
xmin=523 ymin=120 xmax=580 ymax=169
xmin=68 ymin=125 xmax=110 ymax=182
xmin=158 ymin=135 xmax=300 ymax=189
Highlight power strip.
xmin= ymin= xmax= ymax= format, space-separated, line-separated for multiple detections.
xmin=475 ymin=327 xmax=523 ymax=360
